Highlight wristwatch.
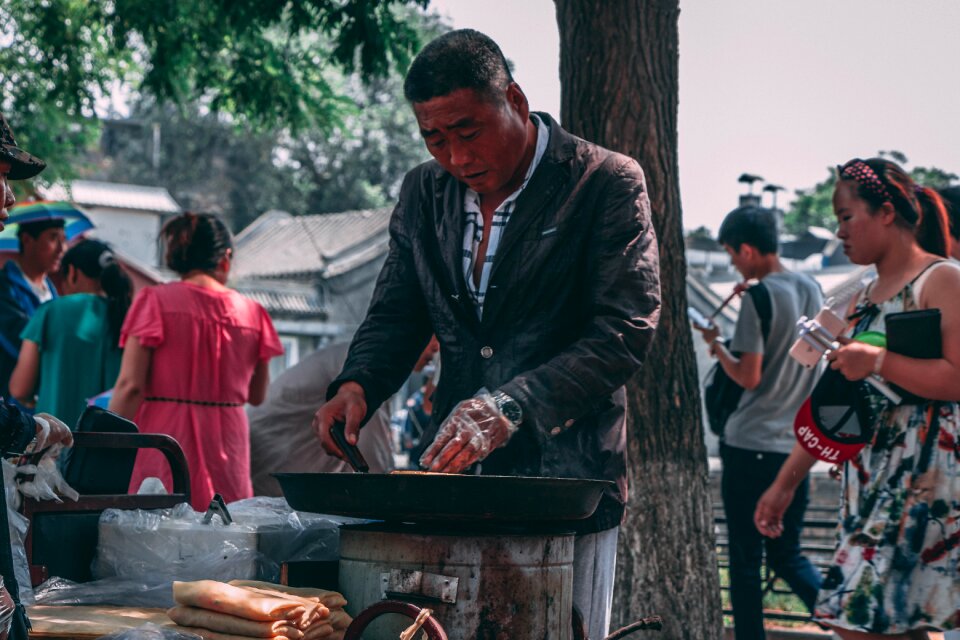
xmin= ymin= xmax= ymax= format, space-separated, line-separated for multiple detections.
xmin=491 ymin=390 xmax=523 ymax=427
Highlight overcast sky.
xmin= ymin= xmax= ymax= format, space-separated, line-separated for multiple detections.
xmin=429 ymin=0 xmax=960 ymax=232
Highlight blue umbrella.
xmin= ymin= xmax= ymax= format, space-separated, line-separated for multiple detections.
xmin=0 ymin=200 xmax=95 ymax=251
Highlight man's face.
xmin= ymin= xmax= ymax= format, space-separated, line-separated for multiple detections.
xmin=0 ymin=161 xmax=14 ymax=230
xmin=23 ymin=227 xmax=67 ymax=274
xmin=723 ymin=243 xmax=755 ymax=280
xmin=413 ymin=85 xmax=531 ymax=198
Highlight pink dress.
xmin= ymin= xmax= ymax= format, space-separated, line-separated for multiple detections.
xmin=121 ymin=282 xmax=283 ymax=510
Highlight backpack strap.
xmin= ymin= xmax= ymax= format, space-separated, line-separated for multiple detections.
xmin=745 ymin=282 xmax=773 ymax=343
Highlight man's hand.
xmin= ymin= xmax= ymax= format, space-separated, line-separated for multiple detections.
xmin=753 ymin=483 xmax=794 ymax=539
xmin=419 ymin=392 xmax=517 ymax=473
xmin=692 ymin=321 xmax=720 ymax=348
xmin=312 ymin=382 xmax=368 ymax=459
xmin=32 ymin=413 xmax=73 ymax=450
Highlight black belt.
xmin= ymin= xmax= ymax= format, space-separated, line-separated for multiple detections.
xmin=145 ymin=396 xmax=243 ymax=407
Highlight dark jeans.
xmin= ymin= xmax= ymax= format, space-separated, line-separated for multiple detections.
xmin=721 ymin=443 xmax=823 ymax=640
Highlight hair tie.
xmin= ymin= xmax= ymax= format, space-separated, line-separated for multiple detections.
xmin=98 ymin=250 xmax=116 ymax=270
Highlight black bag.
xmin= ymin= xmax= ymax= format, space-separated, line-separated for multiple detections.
xmin=704 ymin=283 xmax=772 ymax=436
xmin=63 ymin=406 xmax=139 ymax=495
xmin=885 ymin=308 xmax=942 ymax=404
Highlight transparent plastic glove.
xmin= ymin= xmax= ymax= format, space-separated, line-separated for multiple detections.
xmin=31 ymin=413 xmax=74 ymax=451
xmin=18 ymin=444 xmax=79 ymax=502
xmin=419 ymin=391 xmax=518 ymax=473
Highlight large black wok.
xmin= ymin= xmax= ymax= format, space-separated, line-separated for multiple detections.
xmin=274 ymin=472 xmax=612 ymax=524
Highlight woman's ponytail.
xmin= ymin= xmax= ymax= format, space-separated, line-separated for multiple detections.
xmin=914 ymin=185 xmax=951 ymax=259
xmin=99 ymin=260 xmax=132 ymax=346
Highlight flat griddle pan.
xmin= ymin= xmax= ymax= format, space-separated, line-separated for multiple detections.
xmin=274 ymin=472 xmax=612 ymax=524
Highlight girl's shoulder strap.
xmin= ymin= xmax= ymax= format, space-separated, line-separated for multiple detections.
xmin=911 ymin=259 xmax=960 ymax=306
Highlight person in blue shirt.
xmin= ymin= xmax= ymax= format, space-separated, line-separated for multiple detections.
xmin=0 ymin=216 xmax=66 ymax=398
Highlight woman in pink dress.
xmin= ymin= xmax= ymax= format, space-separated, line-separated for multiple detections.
xmin=110 ymin=213 xmax=283 ymax=509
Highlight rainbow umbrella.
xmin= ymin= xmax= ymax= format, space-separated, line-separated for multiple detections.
xmin=0 ymin=200 xmax=95 ymax=251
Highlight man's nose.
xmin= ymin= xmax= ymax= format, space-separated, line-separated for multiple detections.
xmin=1 ymin=184 xmax=13 ymax=219
xmin=448 ymin=140 xmax=473 ymax=168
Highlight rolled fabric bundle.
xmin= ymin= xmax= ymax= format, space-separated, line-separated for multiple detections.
xmin=170 ymin=625 xmax=297 ymax=640
xmin=232 ymin=586 xmax=329 ymax=625
xmin=302 ymin=623 xmax=336 ymax=640
xmin=326 ymin=611 xmax=351 ymax=632
xmin=228 ymin=581 xmax=348 ymax=610
xmin=169 ymin=625 xmax=344 ymax=640
xmin=173 ymin=580 xmax=312 ymax=622
xmin=167 ymin=606 xmax=306 ymax=639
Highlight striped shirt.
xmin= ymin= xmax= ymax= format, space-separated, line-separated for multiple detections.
xmin=462 ymin=114 xmax=550 ymax=317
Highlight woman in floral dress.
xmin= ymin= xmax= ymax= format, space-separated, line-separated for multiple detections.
xmin=755 ymin=158 xmax=960 ymax=639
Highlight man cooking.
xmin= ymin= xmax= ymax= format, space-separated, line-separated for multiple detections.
xmin=312 ymin=29 xmax=660 ymax=639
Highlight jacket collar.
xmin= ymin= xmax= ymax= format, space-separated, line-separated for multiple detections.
xmin=430 ymin=113 xmax=576 ymax=319
xmin=3 ymin=260 xmax=57 ymax=309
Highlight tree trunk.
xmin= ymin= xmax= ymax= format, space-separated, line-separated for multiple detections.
xmin=554 ymin=1 xmax=723 ymax=638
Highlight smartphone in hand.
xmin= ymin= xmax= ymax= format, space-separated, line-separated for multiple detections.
xmin=688 ymin=307 xmax=713 ymax=330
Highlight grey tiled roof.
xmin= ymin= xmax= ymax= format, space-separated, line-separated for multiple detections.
xmin=43 ymin=180 xmax=182 ymax=213
xmin=231 ymin=208 xmax=391 ymax=279
xmin=234 ymin=280 xmax=326 ymax=317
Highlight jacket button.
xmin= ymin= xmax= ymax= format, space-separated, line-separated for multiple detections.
xmin=480 ymin=346 xmax=494 ymax=359
xmin=550 ymin=427 xmax=562 ymax=436
xmin=564 ymin=419 xmax=575 ymax=428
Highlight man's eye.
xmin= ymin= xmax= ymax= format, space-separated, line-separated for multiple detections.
xmin=460 ymin=131 xmax=479 ymax=140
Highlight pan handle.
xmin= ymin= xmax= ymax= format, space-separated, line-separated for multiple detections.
xmin=343 ymin=600 xmax=449 ymax=640
xmin=331 ymin=420 xmax=369 ymax=472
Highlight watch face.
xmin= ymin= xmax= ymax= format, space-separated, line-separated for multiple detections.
xmin=500 ymin=398 xmax=522 ymax=424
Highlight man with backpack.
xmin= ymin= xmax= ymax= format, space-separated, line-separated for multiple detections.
xmin=695 ymin=205 xmax=823 ymax=640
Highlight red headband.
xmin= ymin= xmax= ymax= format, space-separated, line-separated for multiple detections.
xmin=838 ymin=159 xmax=894 ymax=204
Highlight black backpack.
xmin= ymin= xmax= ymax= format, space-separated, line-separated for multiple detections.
xmin=703 ymin=283 xmax=772 ymax=437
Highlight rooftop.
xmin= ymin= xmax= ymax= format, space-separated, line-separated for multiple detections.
xmin=231 ymin=208 xmax=392 ymax=279
xmin=233 ymin=280 xmax=326 ymax=318
xmin=42 ymin=180 xmax=182 ymax=214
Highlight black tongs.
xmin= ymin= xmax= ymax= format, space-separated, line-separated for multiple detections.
xmin=331 ymin=420 xmax=369 ymax=473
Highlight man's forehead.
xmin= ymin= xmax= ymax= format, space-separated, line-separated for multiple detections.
xmin=413 ymin=88 xmax=498 ymax=131
xmin=0 ymin=161 xmax=11 ymax=175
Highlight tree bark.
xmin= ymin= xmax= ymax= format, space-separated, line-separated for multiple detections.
xmin=554 ymin=2 xmax=723 ymax=638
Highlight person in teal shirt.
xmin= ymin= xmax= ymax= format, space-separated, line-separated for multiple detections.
xmin=9 ymin=239 xmax=132 ymax=429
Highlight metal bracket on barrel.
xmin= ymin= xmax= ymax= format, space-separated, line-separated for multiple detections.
xmin=381 ymin=569 xmax=459 ymax=604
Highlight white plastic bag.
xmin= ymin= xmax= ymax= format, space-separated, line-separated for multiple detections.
xmin=2 ymin=460 xmax=34 ymax=604
xmin=34 ymin=499 xmax=356 ymax=608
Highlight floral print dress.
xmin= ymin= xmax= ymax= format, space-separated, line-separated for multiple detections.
xmin=814 ymin=272 xmax=960 ymax=633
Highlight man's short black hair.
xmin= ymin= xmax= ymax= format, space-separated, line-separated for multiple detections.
xmin=404 ymin=29 xmax=514 ymax=103
xmin=717 ymin=205 xmax=779 ymax=255
xmin=17 ymin=218 xmax=65 ymax=240
xmin=937 ymin=186 xmax=960 ymax=241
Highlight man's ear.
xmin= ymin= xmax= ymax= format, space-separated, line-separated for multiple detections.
xmin=739 ymin=243 xmax=758 ymax=261
xmin=504 ymin=82 xmax=529 ymax=119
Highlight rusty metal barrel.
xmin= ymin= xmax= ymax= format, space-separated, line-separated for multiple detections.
xmin=338 ymin=523 xmax=575 ymax=640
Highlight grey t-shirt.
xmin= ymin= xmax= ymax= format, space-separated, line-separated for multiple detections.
xmin=724 ymin=271 xmax=823 ymax=454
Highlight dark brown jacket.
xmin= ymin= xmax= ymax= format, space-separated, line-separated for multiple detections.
xmin=330 ymin=114 xmax=661 ymax=531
